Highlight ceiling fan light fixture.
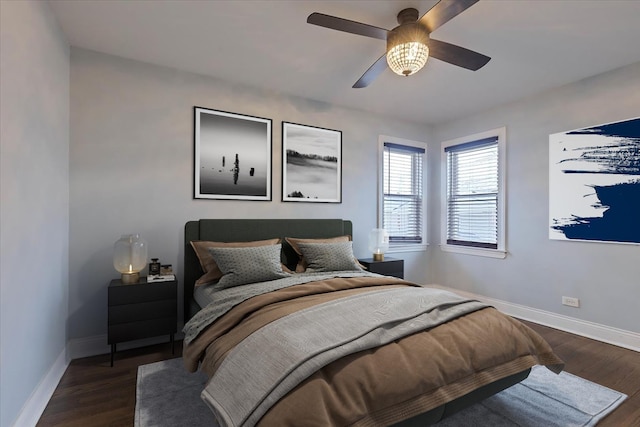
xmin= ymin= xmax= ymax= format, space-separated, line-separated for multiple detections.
xmin=387 ymin=41 xmax=429 ymax=76
xmin=386 ymin=23 xmax=429 ymax=77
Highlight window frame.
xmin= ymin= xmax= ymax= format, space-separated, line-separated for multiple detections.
xmin=440 ymin=127 xmax=507 ymax=258
xmin=378 ymin=135 xmax=428 ymax=253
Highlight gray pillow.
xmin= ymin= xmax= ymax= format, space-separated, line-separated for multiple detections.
xmin=296 ymin=241 xmax=363 ymax=273
xmin=207 ymin=244 xmax=289 ymax=288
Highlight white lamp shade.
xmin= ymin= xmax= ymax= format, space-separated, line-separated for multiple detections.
xmin=369 ymin=228 xmax=390 ymax=255
xmin=113 ymin=234 xmax=148 ymax=274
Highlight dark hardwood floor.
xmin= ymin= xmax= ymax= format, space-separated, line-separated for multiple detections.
xmin=37 ymin=342 xmax=183 ymax=427
xmin=524 ymin=322 xmax=640 ymax=427
xmin=37 ymin=321 xmax=640 ymax=426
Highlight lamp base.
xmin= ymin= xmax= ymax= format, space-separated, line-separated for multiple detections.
xmin=121 ymin=272 xmax=140 ymax=284
xmin=373 ymin=253 xmax=384 ymax=262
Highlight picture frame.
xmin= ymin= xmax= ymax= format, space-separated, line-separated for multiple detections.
xmin=549 ymin=116 xmax=640 ymax=244
xmin=282 ymin=122 xmax=342 ymax=203
xmin=194 ymin=107 xmax=272 ymax=201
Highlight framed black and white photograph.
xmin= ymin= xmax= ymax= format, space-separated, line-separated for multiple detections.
xmin=282 ymin=122 xmax=342 ymax=203
xmin=194 ymin=107 xmax=272 ymax=200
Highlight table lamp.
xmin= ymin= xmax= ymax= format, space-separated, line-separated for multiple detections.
xmin=369 ymin=228 xmax=389 ymax=261
xmin=113 ymin=234 xmax=147 ymax=284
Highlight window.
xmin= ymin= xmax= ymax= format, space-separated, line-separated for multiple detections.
xmin=441 ymin=127 xmax=506 ymax=258
xmin=378 ymin=135 xmax=427 ymax=251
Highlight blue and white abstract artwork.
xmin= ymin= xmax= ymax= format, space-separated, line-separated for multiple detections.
xmin=549 ymin=117 xmax=640 ymax=244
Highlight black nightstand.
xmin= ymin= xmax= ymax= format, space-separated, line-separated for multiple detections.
xmin=359 ymin=257 xmax=404 ymax=279
xmin=107 ymin=277 xmax=177 ymax=366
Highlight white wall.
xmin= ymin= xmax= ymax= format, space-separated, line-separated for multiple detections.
xmin=68 ymin=48 xmax=433 ymax=341
xmin=0 ymin=1 xmax=70 ymax=426
xmin=431 ymin=62 xmax=640 ymax=334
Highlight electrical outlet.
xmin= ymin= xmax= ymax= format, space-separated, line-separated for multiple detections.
xmin=562 ymin=296 xmax=580 ymax=308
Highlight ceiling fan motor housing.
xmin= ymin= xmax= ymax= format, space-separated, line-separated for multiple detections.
xmin=396 ymin=7 xmax=420 ymax=25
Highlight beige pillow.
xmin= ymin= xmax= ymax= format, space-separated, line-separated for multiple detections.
xmin=285 ymin=236 xmax=351 ymax=273
xmin=191 ymin=238 xmax=280 ymax=286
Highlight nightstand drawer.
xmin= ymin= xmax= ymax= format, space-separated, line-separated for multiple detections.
xmin=108 ymin=281 xmax=176 ymax=305
xmin=107 ymin=277 xmax=178 ymax=365
xmin=108 ymin=299 xmax=176 ymax=325
xmin=108 ymin=316 xmax=176 ymax=344
xmin=358 ymin=257 xmax=404 ymax=279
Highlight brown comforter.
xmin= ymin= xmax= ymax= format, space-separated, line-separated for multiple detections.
xmin=184 ymin=276 xmax=564 ymax=427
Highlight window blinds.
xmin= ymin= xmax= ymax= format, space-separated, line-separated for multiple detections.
xmin=445 ymin=137 xmax=499 ymax=249
xmin=383 ymin=142 xmax=424 ymax=243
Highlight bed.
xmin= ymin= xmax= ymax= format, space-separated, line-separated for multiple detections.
xmin=182 ymin=218 xmax=564 ymax=427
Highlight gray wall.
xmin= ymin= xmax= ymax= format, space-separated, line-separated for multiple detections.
xmin=0 ymin=1 xmax=70 ymax=426
xmin=430 ymin=62 xmax=640 ymax=332
xmin=3 ymin=8 xmax=638 ymax=423
xmin=68 ymin=48 xmax=432 ymax=340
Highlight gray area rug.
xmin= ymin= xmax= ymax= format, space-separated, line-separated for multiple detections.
xmin=135 ymin=358 xmax=626 ymax=427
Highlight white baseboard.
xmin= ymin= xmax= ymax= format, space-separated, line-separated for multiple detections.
xmin=68 ymin=332 xmax=184 ymax=360
xmin=12 ymin=347 xmax=69 ymax=427
xmin=15 ymin=333 xmax=184 ymax=426
xmin=430 ymin=284 xmax=640 ymax=352
xmin=68 ymin=334 xmax=112 ymax=359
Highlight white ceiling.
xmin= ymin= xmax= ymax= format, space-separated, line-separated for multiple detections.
xmin=49 ymin=0 xmax=640 ymax=125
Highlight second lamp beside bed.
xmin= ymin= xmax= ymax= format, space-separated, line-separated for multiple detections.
xmin=368 ymin=228 xmax=390 ymax=261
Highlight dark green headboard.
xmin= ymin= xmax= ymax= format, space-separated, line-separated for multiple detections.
xmin=184 ymin=219 xmax=353 ymax=322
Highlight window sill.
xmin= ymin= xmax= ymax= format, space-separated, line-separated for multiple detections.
xmin=440 ymin=244 xmax=506 ymax=259
xmin=387 ymin=243 xmax=428 ymax=254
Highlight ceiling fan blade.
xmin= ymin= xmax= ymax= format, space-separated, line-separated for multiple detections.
xmin=353 ymin=54 xmax=388 ymax=88
xmin=419 ymin=0 xmax=479 ymax=33
xmin=307 ymin=13 xmax=388 ymax=40
xmin=428 ymin=38 xmax=490 ymax=71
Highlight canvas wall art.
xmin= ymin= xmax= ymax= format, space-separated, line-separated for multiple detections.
xmin=194 ymin=107 xmax=272 ymax=201
xmin=549 ymin=117 xmax=640 ymax=244
xmin=282 ymin=122 xmax=342 ymax=203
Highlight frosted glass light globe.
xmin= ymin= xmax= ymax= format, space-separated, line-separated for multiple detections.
xmin=113 ymin=234 xmax=147 ymax=283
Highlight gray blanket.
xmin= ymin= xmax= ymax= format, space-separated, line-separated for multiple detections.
xmin=201 ymin=286 xmax=488 ymax=427
xmin=183 ymin=271 xmax=381 ymax=345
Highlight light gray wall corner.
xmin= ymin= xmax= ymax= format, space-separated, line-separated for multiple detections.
xmin=0 ymin=1 xmax=70 ymax=426
xmin=432 ymin=62 xmax=640 ymax=334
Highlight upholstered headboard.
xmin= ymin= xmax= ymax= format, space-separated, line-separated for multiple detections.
xmin=183 ymin=218 xmax=353 ymax=322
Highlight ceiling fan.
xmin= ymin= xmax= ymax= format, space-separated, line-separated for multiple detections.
xmin=307 ymin=0 xmax=490 ymax=88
